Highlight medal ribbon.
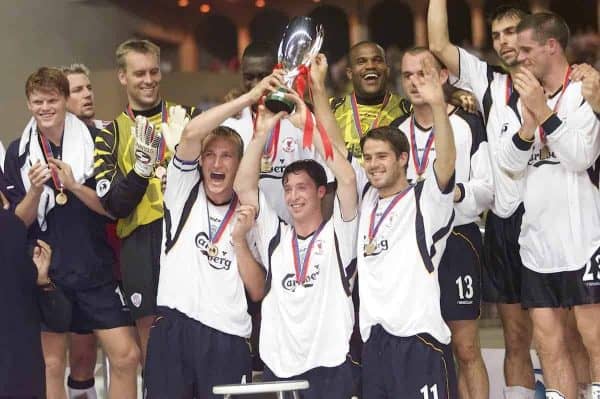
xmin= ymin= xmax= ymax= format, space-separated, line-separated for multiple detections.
xmin=505 ymin=76 xmax=513 ymax=106
xmin=538 ymin=66 xmax=571 ymax=144
xmin=206 ymin=193 xmax=238 ymax=245
xmin=368 ymin=185 xmax=413 ymax=242
xmin=262 ymin=121 xmax=281 ymax=162
xmin=409 ymin=116 xmax=435 ymax=178
xmin=291 ymin=222 xmax=326 ymax=284
xmin=350 ymin=91 xmax=391 ymax=138
xmin=38 ymin=133 xmax=63 ymax=192
xmin=126 ymin=100 xmax=168 ymax=162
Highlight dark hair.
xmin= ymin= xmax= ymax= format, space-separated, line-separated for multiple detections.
xmin=402 ymin=46 xmax=447 ymax=70
xmin=516 ymin=12 xmax=570 ymax=50
xmin=201 ymin=126 xmax=244 ymax=160
xmin=282 ymin=159 xmax=327 ymax=189
xmin=25 ymin=67 xmax=70 ymax=99
xmin=360 ymin=126 xmax=410 ymax=169
xmin=488 ymin=4 xmax=529 ymax=25
xmin=242 ymin=41 xmax=277 ymax=63
xmin=348 ymin=41 xmax=386 ymax=65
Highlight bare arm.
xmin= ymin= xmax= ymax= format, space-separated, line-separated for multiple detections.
xmin=232 ymin=205 xmax=265 ymax=302
xmin=416 ymin=57 xmax=456 ymax=191
xmin=428 ymin=0 xmax=460 ymax=76
xmin=177 ymin=71 xmax=285 ymax=162
xmin=309 ymin=54 xmax=347 ymax=154
xmin=15 ymin=162 xmax=50 ymax=227
xmin=234 ymin=105 xmax=286 ymax=209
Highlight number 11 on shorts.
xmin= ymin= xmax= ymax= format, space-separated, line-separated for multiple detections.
xmin=420 ymin=384 xmax=438 ymax=399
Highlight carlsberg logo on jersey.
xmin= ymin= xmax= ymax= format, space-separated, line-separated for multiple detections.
xmin=281 ymin=265 xmax=321 ymax=292
xmin=362 ymin=237 xmax=390 ymax=257
xmin=194 ymin=232 xmax=232 ymax=270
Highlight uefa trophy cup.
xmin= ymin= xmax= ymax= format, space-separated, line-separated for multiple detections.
xmin=264 ymin=16 xmax=324 ymax=114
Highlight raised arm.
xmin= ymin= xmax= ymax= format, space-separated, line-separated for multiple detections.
xmin=177 ymin=70 xmax=284 ymax=162
xmin=309 ymin=54 xmax=347 ymax=154
xmin=428 ymin=0 xmax=460 ymax=76
xmin=417 ymin=57 xmax=456 ymax=191
xmin=233 ymin=105 xmax=286 ymax=210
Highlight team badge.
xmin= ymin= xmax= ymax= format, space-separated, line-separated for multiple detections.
xmin=96 ymin=179 xmax=111 ymax=198
xmin=131 ymin=292 xmax=143 ymax=308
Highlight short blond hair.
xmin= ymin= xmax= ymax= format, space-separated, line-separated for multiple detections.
xmin=115 ymin=39 xmax=160 ymax=70
xmin=60 ymin=63 xmax=91 ymax=77
xmin=202 ymin=126 xmax=244 ymax=160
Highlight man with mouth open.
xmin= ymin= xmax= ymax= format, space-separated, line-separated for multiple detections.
xmin=143 ymin=69 xmax=277 ymax=399
xmin=93 ymin=39 xmax=198 ymax=364
xmin=356 ymin=56 xmax=457 ymax=399
xmin=234 ymin=57 xmax=358 ymax=398
xmin=331 ymin=41 xmax=410 ymax=162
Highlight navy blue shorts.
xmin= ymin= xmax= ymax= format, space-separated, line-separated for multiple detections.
xmin=263 ymin=357 xmax=354 ymax=399
xmin=144 ymin=307 xmax=252 ymax=399
xmin=362 ymin=325 xmax=458 ymax=399
xmin=482 ymin=206 xmax=525 ymax=304
xmin=41 ymin=281 xmax=131 ymax=334
xmin=521 ymin=245 xmax=600 ymax=308
xmin=120 ymin=220 xmax=162 ymax=320
xmin=439 ymin=223 xmax=482 ymax=321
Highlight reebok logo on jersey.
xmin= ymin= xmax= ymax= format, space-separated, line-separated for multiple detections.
xmin=195 ymin=232 xmax=232 ymax=270
xmin=501 ymin=123 xmax=509 ymax=135
xmin=282 ymin=266 xmax=321 ymax=292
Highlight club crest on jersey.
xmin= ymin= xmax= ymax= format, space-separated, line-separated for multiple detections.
xmin=314 ymin=240 xmax=324 ymax=255
xmin=195 ymin=232 xmax=232 ymax=270
xmin=363 ymin=237 xmax=389 ymax=257
xmin=281 ymin=266 xmax=321 ymax=292
xmin=96 ymin=179 xmax=111 ymax=198
xmin=130 ymin=292 xmax=142 ymax=308
xmin=282 ymin=137 xmax=297 ymax=152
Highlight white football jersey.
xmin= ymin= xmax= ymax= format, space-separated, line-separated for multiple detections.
xmin=453 ymin=47 xmax=525 ymax=218
xmin=357 ymin=170 xmax=454 ymax=344
xmin=157 ymin=155 xmax=262 ymax=338
xmin=497 ymin=81 xmax=600 ymax=273
xmin=253 ymin=191 xmax=357 ymax=377
xmin=222 ymin=106 xmax=333 ymax=224
xmin=392 ymin=108 xmax=493 ymax=226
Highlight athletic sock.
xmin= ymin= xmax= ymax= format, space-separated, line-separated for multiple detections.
xmin=67 ymin=376 xmax=97 ymax=399
xmin=504 ymin=385 xmax=536 ymax=399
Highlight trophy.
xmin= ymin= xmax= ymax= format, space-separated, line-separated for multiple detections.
xmin=264 ymin=16 xmax=324 ymax=114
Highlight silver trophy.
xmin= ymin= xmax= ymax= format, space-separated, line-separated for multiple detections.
xmin=264 ymin=16 xmax=324 ymax=114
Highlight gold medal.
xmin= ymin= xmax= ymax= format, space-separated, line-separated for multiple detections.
xmin=365 ymin=240 xmax=376 ymax=255
xmin=260 ymin=156 xmax=272 ymax=173
xmin=207 ymin=243 xmax=219 ymax=257
xmin=55 ymin=190 xmax=68 ymax=206
xmin=540 ymin=146 xmax=550 ymax=160
xmin=155 ymin=165 xmax=167 ymax=179
xmin=416 ymin=174 xmax=425 ymax=182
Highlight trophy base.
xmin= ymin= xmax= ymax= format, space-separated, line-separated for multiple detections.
xmin=264 ymin=89 xmax=295 ymax=114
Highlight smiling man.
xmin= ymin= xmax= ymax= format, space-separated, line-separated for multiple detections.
xmin=234 ymin=75 xmax=358 ymax=398
xmin=93 ymin=39 xmax=198 ymax=363
xmin=3 ymin=67 xmax=139 ymax=399
xmin=332 ymin=41 xmax=409 ymax=161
